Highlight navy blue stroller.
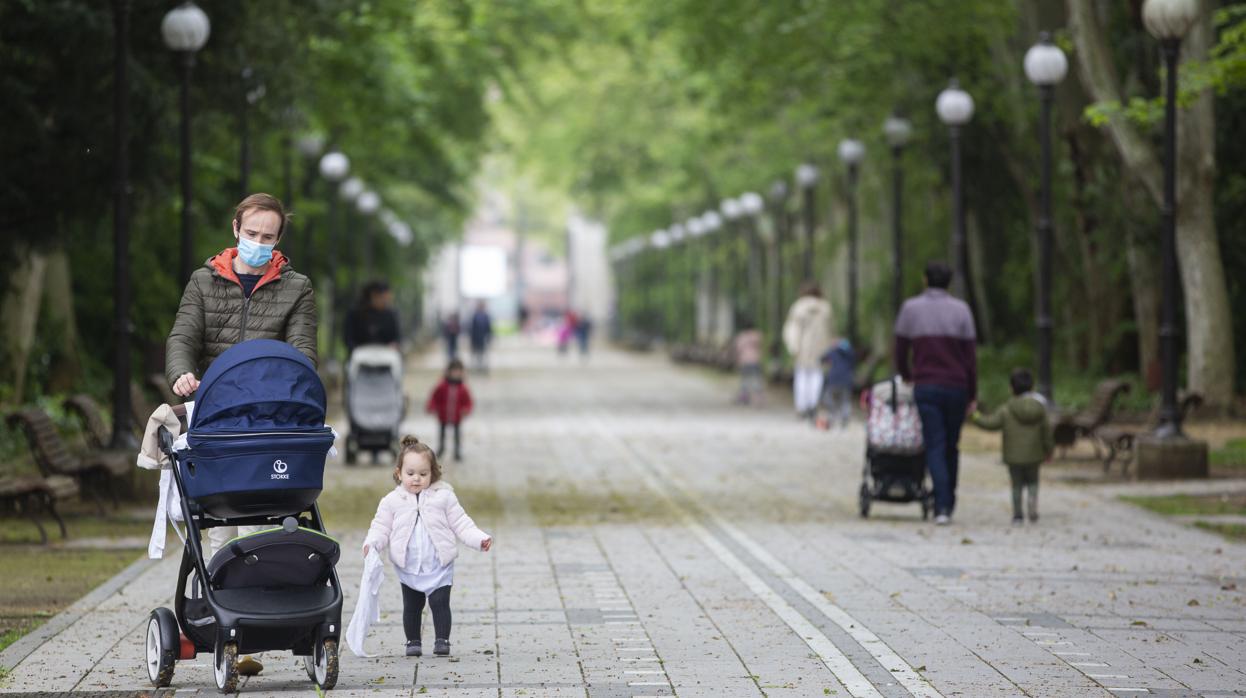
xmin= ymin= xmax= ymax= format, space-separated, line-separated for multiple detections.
xmin=146 ymin=340 xmax=342 ymax=692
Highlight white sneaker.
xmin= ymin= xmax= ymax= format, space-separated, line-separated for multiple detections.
xmin=934 ymin=514 xmax=951 ymax=526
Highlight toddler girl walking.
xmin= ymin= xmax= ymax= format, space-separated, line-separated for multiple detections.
xmin=363 ymin=436 xmax=492 ymax=657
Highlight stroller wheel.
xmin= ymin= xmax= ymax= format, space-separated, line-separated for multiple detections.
xmin=304 ymin=637 xmax=339 ymax=689
xmin=858 ymin=484 xmax=871 ymax=518
xmin=345 ymin=437 xmax=358 ymax=466
xmin=921 ymin=498 xmax=931 ymax=520
xmin=214 ymin=642 xmax=238 ymax=693
xmin=145 ymin=608 xmax=177 ymax=687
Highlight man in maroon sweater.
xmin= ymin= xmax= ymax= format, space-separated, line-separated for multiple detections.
xmin=894 ymin=261 xmax=978 ymax=525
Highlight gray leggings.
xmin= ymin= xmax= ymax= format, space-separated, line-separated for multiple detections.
xmin=1008 ymin=464 xmax=1039 ymax=519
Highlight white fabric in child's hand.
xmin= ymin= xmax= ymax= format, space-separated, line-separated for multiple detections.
xmin=346 ymin=548 xmax=386 ymax=657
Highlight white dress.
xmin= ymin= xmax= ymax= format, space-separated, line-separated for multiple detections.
xmin=395 ymin=513 xmax=455 ymax=594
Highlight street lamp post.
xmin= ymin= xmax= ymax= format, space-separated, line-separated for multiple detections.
xmin=701 ymin=211 xmax=724 ymax=345
xmin=838 ymin=138 xmax=865 ymax=348
xmin=1025 ymin=33 xmax=1069 ymax=402
xmin=935 ymin=80 xmax=976 ymax=310
xmin=356 ymin=189 xmax=381 ymax=280
xmin=883 ymin=114 xmax=912 ymax=315
xmin=796 ymin=163 xmax=820 ymax=282
xmin=687 ymin=216 xmax=708 ymax=344
xmin=318 ymin=150 xmax=349 ymax=357
xmin=162 ymin=1 xmax=210 ymax=284
xmin=650 ymin=229 xmax=672 ymax=339
xmin=110 ymin=0 xmax=135 ymax=448
xmin=739 ymin=192 xmax=766 ymax=330
xmin=1143 ymin=0 xmax=1199 ymax=437
xmin=667 ymin=224 xmax=690 ymax=340
xmin=338 ymin=176 xmax=365 ymax=319
xmin=768 ymin=180 xmax=790 ymax=372
xmin=721 ymin=197 xmax=747 ymax=323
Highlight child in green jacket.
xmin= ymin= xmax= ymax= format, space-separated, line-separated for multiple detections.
xmin=971 ymin=368 xmax=1053 ymax=525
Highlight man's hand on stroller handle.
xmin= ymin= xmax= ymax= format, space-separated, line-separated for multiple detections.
xmin=173 ymin=372 xmax=200 ymax=397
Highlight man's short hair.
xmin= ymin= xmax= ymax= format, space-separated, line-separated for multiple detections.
xmin=924 ymin=261 xmax=953 ymax=289
xmin=1010 ymin=368 xmax=1034 ymax=396
xmin=233 ymin=193 xmax=290 ymax=238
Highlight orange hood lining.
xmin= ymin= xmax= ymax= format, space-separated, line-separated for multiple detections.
xmin=209 ymin=247 xmax=290 ymax=293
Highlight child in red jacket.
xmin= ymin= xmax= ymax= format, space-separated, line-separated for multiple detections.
xmin=425 ymin=359 xmax=473 ymax=461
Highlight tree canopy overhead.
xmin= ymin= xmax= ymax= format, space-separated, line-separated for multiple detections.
xmin=490 ymin=0 xmax=1245 ymax=407
xmin=1 ymin=0 xmax=1243 ymax=408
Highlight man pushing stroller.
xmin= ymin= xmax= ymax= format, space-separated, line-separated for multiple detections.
xmin=164 ymin=193 xmax=316 ymax=677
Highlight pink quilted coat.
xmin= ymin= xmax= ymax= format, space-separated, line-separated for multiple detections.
xmin=364 ymin=481 xmax=490 ymax=569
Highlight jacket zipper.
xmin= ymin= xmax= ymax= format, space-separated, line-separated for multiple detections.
xmin=240 ymin=295 xmax=250 ymax=342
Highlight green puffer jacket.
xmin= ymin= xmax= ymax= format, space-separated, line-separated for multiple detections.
xmin=165 ymin=248 xmax=318 ymax=389
xmin=971 ymin=393 xmax=1053 ymax=466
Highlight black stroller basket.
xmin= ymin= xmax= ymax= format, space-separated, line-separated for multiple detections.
xmin=145 ymin=340 xmax=343 ymax=693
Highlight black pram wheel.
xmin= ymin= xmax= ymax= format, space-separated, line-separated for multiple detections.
xmin=858 ymin=483 xmax=871 ymax=518
xmin=921 ymin=497 xmax=931 ymax=520
xmin=145 ymin=608 xmax=177 ymax=687
xmin=214 ymin=641 xmax=238 ymax=693
xmin=304 ymin=637 xmax=339 ymax=689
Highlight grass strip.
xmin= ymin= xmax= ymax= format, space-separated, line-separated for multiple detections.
xmin=0 ymin=546 xmax=142 ymax=658
xmin=1192 ymin=521 xmax=1246 ymax=542
xmin=1119 ymin=493 xmax=1246 ymax=517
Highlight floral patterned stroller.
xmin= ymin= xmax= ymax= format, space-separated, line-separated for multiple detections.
xmin=859 ymin=376 xmax=932 ymax=519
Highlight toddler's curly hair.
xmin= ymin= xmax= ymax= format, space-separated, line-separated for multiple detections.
xmin=392 ymin=435 xmax=443 ymax=485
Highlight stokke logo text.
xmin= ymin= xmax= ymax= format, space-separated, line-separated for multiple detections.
xmin=271 ymin=459 xmax=290 ymax=480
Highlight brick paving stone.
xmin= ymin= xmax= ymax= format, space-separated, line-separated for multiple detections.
xmin=2 ymin=338 xmax=1245 ymax=697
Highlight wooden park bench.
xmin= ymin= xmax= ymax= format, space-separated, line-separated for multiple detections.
xmin=6 ymin=407 xmax=133 ymax=512
xmin=63 ymin=394 xmax=111 ymax=449
xmin=1094 ymin=392 xmax=1204 ymax=475
xmin=0 ymin=472 xmax=78 ymax=544
xmin=1051 ymin=378 xmax=1132 ymax=456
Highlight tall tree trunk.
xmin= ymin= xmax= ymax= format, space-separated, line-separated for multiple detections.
xmin=1176 ymin=9 xmax=1235 ymax=410
xmin=1067 ymin=0 xmax=1236 ymax=408
xmin=1 ymin=243 xmax=47 ymax=404
xmin=41 ymin=243 xmax=82 ymax=393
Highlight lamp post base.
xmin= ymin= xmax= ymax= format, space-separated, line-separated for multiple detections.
xmin=1134 ymin=433 xmax=1209 ymax=480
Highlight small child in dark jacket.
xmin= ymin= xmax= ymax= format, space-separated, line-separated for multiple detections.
xmin=820 ymin=340 xmax=856 ymax=428
xmin=425 ymin=359 xmax=473 ymax=461
xmin=971 ymin=368 xmax=1052 ymax=525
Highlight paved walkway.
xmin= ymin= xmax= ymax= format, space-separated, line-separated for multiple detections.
xmin=2 ymin=339 xmax=1245 ymax=697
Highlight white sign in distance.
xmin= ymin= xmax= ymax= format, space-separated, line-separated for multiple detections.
xmin=459 ymin=245 xmax=508 ymax=299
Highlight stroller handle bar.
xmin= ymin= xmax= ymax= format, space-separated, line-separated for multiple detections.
xmin=157 ymin=425 xmax=175 ymax=459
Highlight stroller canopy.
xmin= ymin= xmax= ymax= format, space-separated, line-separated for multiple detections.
xmin=191 ymin=339 xmax=327 ymax=434
xmin=348 ymin=345 xmax=403 ymax=379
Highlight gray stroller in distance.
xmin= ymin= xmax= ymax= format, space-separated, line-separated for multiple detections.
xmin=344 ymin=345 xmax=406 ymax=465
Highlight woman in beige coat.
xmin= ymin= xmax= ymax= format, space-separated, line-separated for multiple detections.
xmin=782 ymin=283 xmax=835 ymax=418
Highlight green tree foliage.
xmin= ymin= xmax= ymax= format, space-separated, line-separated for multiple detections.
xmin=0 ymin=0 xmax=542 ymax=398
xmin=491 ymin=0 xmax=1244 ymax=394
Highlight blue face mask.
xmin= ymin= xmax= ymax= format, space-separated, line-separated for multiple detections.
xmin=236 ymin=236 xmax=275 ymax=268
